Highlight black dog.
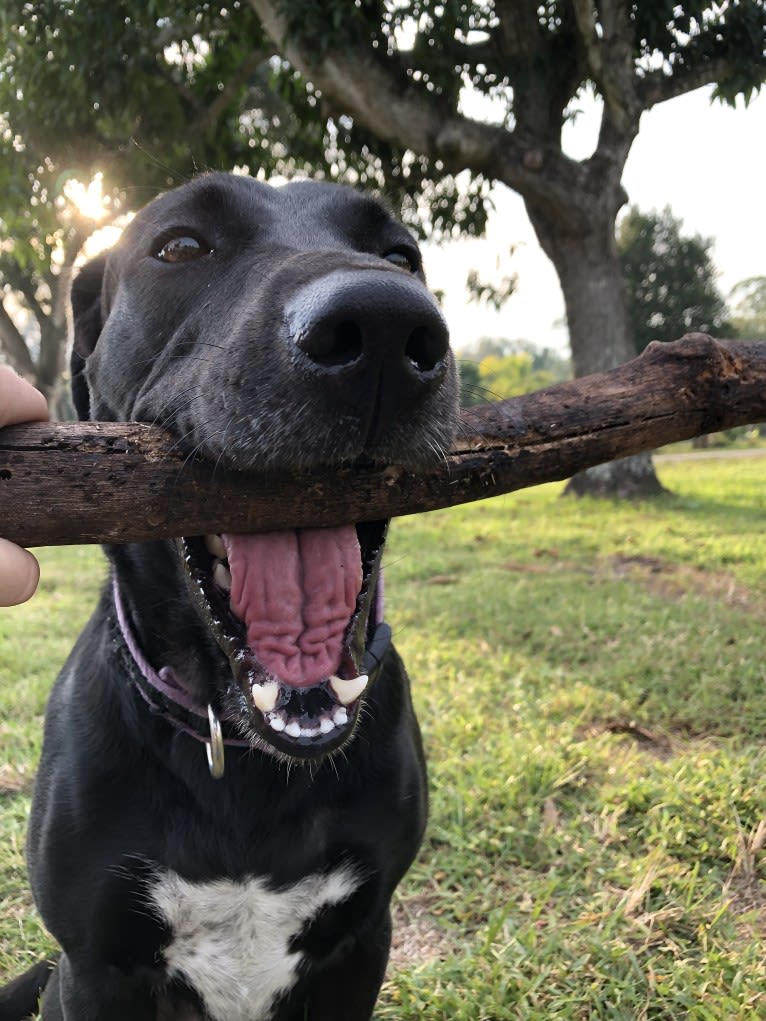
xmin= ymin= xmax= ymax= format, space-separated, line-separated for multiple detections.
xmin=1 ymin=173 xmax=458 ymax=1021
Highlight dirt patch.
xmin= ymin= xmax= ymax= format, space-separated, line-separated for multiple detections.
xmin=582 ymin=717 xmax=675 ymax=759
xmin=424 ymin=574 xmax=460 ymax=585
xmin=388 ymin=895 xmax=454 ymax=972
xmin=495 ymin=552 xmax=764 ymax=616
xmin=0 ymin=764 xmax=33 ymax=799
xmin=605 ymin=554 xmax=763 ymax=614
xmin=725 ymin=817 xmax=766 ymax=939
xmin=609 ymin=554 xmax=667 ymax=575
xmin=725 ymin=870 xmax=766 ymax=941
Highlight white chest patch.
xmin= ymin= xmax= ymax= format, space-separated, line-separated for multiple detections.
xmin=149 ymin=865 xmax=360 ymax=1021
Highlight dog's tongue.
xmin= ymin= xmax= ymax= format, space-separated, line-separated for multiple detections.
xmin=223 ymin=527 xmax=362 ymax=688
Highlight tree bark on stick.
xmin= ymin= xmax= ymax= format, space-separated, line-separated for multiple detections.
xmin=1 ymin=335 xmax=764 ymax=548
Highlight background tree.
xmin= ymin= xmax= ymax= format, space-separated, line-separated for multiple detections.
xmin=458 ymin=336 xmax=570 ymax=405
xmin=0 ymin=2 xmax=274 ymax=405
xmin=0 ymin=143 xmax=118 ymax=412
xmin=729 ymin=276 xmax=766 ymax=339
xmin=728 ymin=275 xmax=766 ymax=439
xmin=1 ymin=1 xmax=764 ymax=487
xmin=618 ymin=206 xmax=733 ymax=354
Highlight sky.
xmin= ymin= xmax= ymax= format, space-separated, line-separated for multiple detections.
xmin=422 ymin=86 xmax=766 ymax=355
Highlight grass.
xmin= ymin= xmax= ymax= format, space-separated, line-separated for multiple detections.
xmin=2 ymin=454 xmax=766 ymax=1017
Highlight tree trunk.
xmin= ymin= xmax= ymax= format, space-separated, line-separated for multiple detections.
xmin=0 ymin=300 xmax=37 ymax=379
xmin=39 ymin=245 xmax=83 ymax=417
xmin=0 ymin=283 xmax=69 ymax=411
xmin=36 ymin=321 xmax=67 ymax=409
xmin=524 ymin=194 xmax=666 ymax=497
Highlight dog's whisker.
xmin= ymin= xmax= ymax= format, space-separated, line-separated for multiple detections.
xmin=158 ymin=400 xmax=206 ymax=434
xmin=127 ymin=138 xmax=192 ymax=184
xmin=211 ymin=423 xmax=235 ymax=480
xmin=424 ymin=435 xmax=450 ymax=469
xmin=148 ymin=388 xmax=204 ymax=428
xmin=192 ymin=340 xmax=227 ymax=352
xmin=452 ymin=417 xmax=478 ymax=440
xmin=178 ymin=439 xmax=211 ymax=476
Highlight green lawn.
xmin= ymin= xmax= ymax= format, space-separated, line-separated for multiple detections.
xmin=2 ymin=454 xmax=765 ymax=1018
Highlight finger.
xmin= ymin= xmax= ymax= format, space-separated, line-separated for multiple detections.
xmin=0 ymin=366 xmax=49 ymax=428
xmin=0 ymin=539 xmax=41 ymax=606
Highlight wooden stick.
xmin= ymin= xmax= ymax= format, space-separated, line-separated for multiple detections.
xmin=1 ymin=334 xmax=764 ymax=547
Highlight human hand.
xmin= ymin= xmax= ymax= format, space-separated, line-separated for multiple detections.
xmin=0 ymin=366 xmax=49 ymax=605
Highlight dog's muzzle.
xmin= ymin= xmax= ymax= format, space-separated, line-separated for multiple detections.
xmin=178 ymin=518 xmax=391 ymax=762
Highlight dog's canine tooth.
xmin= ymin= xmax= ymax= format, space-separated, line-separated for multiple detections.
xmin=205 ymin=534 xmax=227 ymax=559
xmin=251 ymin=681 xmax=279 ymax=714
xmin=329 ymin=674 xmax=368 ymax=706
xmin=213 ymin=562 xmax=232 ymax=591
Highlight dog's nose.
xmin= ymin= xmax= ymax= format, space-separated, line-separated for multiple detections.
xmin=285 ymin=271 xmax=450 ymax=410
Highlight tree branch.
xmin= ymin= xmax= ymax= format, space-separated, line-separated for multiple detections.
xmin=12 ymin=273 xmax=50 ymax=327
xmin=248 ymin=0 xmax=591 ymax=231
xmin=49 ymin=230 xmax=86 ymax=335
xmin=493 ymin=0 xmax=544 ymax=62
xmin=491 ymin=0 xmax=560 ymax=140
xmin=570 ymin=0 xmax=603 ymax=81
xmin=189 ymin=47 xmax=272 ymax=137
xmin=637 ymin=58 xmax=735 ymax=109
xmin=579 ymin=0 xmax=641 ymax=138
xmin=0 ymin=335 xmax=764 ymax=548
xmin=0 ymin=298 xmax=36 ymax=377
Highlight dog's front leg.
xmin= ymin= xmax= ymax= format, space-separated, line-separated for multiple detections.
xmin=300 ymin=914 xmax=392 ymax=1021
xmin=39 ymin=954 xmax=156 ymax=1021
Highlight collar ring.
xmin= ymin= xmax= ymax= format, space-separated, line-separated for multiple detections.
xmin=206 ymin=704 xmax=226 ymax=779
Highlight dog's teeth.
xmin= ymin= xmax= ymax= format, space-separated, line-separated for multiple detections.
xmin=285 ymin=721 xmax=301 ymax=738
xmin=251 ymin=681 xmax=279 ymax=714
xmin=269 ymin=715 xmax=286 ymax=733
xmin=301 ymin=725 xmax=320 ymax=738
xmin=205 ymin=534 xmax=226 ymax=559
xmin=332 ymin=706 xmax=349 ymax=726
xmin=319 ymin=717 xmax=335 ymax=735
xmin=329 ymin=674 xmax=368 ymax=706
xmin=213 ymin=562 xmax=232 ymax=591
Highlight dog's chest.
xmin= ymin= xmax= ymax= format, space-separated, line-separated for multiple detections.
xmin=149 ymin=865 xmax=360 ymax=1021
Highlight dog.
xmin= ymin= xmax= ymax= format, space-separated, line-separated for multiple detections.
xmin=0 ymin=172 xmax=458 ymax=1021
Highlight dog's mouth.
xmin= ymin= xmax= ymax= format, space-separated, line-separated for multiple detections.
xmin=178 ymin=521 xmax=389 ymax=759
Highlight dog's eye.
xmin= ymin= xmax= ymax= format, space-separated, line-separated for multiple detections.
xmin=155 ymin=235 xmax=211 ymax=263
xmin=383 ymin=248 xmax=420 ymax=274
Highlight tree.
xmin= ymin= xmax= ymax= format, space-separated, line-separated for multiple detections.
xmin=729 ymin=276 xmax=766 ymax=339
xmin=0 ymin=2 xmax=275 ymax=406
xmin=247 ymin=0 xmax=765 ymax=495
xmin=728 ymin=276 xmax=766 ymax=438
xmin=1 ymin=2 xmax=764 ymax=487
xmin=618 ymin=206 xmax=733 ymax=354
xmin=0 ymin=148 xmax=119 ymax=412
xmin=457 ymin=336 xmax=570 ymax=405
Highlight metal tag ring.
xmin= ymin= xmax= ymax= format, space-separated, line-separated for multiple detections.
xmin=206 ymin=704 xmax=225 ymax=780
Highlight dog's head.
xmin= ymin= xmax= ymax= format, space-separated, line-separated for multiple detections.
xmin=70 ymin=172 xmax=458 ymax=761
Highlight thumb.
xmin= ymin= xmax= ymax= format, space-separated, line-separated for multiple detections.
xmin=0 ymin=539 xmax=41 ymax=606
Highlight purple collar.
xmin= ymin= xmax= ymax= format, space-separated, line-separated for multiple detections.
xmin=112 ymin=577 xmax=249 ymax=778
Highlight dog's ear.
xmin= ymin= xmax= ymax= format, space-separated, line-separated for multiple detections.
xmin=70 ymin=253 xmax=107 ymax=420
